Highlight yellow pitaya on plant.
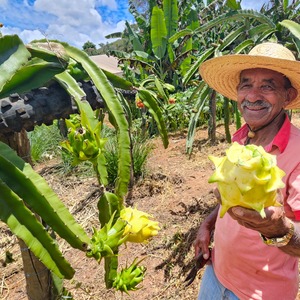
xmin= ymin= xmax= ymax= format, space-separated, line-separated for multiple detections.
xmin=208 ymin=142 xmax=285 ymax=218
xmin=120 ymin=207 xmax=160 ymax=243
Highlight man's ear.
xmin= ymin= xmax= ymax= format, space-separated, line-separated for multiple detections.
xmin=284 ymin=87 xmax=298 ymax=107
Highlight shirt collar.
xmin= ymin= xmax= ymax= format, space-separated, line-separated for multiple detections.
xmin=232 ymin=114 xmax=291 ymax=153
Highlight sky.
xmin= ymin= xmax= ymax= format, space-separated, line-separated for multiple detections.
xmin=0 ymin=0 xmax=272 ymax=49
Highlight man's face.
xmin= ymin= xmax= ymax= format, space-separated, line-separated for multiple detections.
xmin=237 ymin=68 xmax=292 ymax=129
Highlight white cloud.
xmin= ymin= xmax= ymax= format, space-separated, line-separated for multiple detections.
xmin=96 ymin=0 xmax=117 ymax=10
xmin=19 ymin=29 xmax=46 ymax=43
xmin=0 ymin=0 xmax=127 ymax=49
xmin=2 ymin=26 xmax=44 ymax=43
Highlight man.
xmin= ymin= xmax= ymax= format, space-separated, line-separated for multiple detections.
xmin=193 ymin=42 xmax=300 ymax=300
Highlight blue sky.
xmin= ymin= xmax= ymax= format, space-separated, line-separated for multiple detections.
xmin=0 ymin=0 xmax=272 ymax=49
xmin=0 ymin=0 xmax=134 ymax=48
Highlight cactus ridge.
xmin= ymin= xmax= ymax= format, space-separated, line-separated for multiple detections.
xmin=0 ymin=178 xmax=74 ymax=278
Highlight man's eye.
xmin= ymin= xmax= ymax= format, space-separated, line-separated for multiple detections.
xmin=261 ymin=85 xmax=274 ymax=91
xmin=238 ymin=84 xmax=251 ymax=89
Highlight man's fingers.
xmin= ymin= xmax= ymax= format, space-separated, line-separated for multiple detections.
xmin=231 ymin=206 xmax=262 ymax=220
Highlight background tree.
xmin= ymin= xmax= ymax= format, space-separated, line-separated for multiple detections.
xmin=82 ymin=40 xmax=98 ymax=55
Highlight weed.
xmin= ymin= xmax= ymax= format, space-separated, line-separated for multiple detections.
xmin=104 ymin=132 xmax=153 ymax=184
xmin=28 ymin=121 xmax=63 ymax=163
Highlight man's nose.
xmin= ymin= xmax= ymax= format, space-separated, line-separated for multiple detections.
xmin=243 ymin=87 xmax=263 ymax=102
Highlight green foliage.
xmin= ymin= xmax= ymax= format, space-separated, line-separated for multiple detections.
xmin=0 ymin=141 xmax=90 ymax=279
xmin=159 ymin=91 xmax=194 ymax=132
xmin=57 ymin=44 xmax=133 ymax=198
xmin=82 ymin=41 xmax=98 ymax=56
xmin=82 ymin=41 xmax=96 ymax=50
xmin=138 ymin=89 xmax=169 ymax=148
xmin=84 ymin=0 xmax=299 ymax=155
xmin=28 ymin=120 xmax=152 ymax=186
xmin=60 ymin=102 xmax=157 ymax=290
xmin=28 ymin=122 xmax=63 ymax=163
xmin=104 ymin=130 xmax=153 ymax=185
xmin=59 ymin=151 xmax=95 ymax=177
xmin=0 ymin=37 xmax=68 ymax=98
xmin=0 ymin=177 xmax=74 ymax=278
xmin=0 ymin=35 xmax=165 ymax=292
xmin=108 ymin=0 xmax=202 ymax=88
xmin=104 ymin=138 xmax=119 ymax=186
xmin=163 ymin=101 xmax=192 ymax=132
xmin=151 ymin=6 xmax=168 ymax=59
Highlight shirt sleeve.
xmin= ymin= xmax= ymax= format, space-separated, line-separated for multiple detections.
xmin=285 ymin=164 xmax=300 ymax=221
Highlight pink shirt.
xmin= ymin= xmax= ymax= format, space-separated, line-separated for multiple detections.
xmin=213 ymin=114 xmax=300 ymax=300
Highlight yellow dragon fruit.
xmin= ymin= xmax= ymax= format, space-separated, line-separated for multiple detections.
xmin=120 ymin=207 xmax=160 ymax=243
xmin=208 ymin=142 xmax=285 ymax=218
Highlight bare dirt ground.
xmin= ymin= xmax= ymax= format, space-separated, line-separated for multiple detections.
xmin=1 ymin=116 xmax=300 ymax=300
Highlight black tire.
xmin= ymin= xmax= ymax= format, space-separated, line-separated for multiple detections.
xmin=0 ymin=81 xmax=104 ymax=134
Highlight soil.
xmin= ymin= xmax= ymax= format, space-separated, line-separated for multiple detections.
xmin=1 ymin=118 xmax=300 ymax=300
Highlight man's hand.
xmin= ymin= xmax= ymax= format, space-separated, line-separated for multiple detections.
xmin=228 ymin=205 xmax=291 ymax=238
xmin=193 ymin=203 xmax=219 ymax=260
xmin=193 ymin=222 xmax=212 ymax=260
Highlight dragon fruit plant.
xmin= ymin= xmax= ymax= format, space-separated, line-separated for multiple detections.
xmin=61 ymin=91 xmax=161 ymax=291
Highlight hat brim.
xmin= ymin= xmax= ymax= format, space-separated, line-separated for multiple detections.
xmin=199 ymin=55 xmax=300 ymax=110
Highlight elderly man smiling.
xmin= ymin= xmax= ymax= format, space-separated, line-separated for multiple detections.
xmin=193 ymin=42 xmax=300 ymax=300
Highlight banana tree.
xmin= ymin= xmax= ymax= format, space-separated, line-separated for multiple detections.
xmin=107 ymin=0 xmax=203 ymax=89
xmin=107 ymin=0 xmax=250 ymax=152
xmin=0 ymin=34 xmax=168 ymax=299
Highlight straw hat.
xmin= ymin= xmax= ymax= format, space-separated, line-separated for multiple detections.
xmin=199 ymin=42 xmax=300 ymax=109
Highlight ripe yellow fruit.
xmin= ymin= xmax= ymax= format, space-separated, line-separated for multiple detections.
xmin=120 ymin=207 xmax=160 ymax=243
xmin=208 ymin=142 xmax=285 ymax=218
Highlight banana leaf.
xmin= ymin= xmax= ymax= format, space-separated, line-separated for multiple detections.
xmin=163 ymin=0 xmax=178 ymax=38
xmin=151 ymin=6 xmax=167 ymax=59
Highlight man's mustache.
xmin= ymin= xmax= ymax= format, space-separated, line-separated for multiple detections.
xmin=241 ymin=100 xmax=271 ymax=109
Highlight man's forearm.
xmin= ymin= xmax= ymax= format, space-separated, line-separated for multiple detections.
xmin=203 ymin=204 xmax=220 ymax=231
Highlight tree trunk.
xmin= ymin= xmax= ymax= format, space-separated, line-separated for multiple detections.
xmin=0 ymin=129 xmax=56 ymax=300
xmin=223 ymin=98 xmax=231 ymax=143
xmin=208 ymin=91 xmax=216 ymax=144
